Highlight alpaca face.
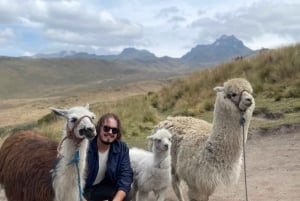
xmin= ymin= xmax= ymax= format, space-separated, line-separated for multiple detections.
xmin=51 ymin=104 xmax=97 ymax=140
xmin=148 ymin=129 xmax=172 ymax=153
xmin=214 ymin=78 xmax=255 ymax=112
xmin=153 ymin=137 xmax=171 ymax=152
xmin=238 ymin=90 xmax=254 ymax=111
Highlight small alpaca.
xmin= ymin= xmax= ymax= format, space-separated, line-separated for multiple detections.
xmin=155 ymin=78 xmax=255 ymax=201
xmin=130 ymin=128 xmax=172 ymax=201
xmin=0 ymin=104 xmax=97 ymax=201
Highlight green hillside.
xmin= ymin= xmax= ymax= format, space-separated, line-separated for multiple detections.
xmin=0 ymin=57 xmax=177 ymax=99
xmin=150 ymin=44 xmax=300 ymax=116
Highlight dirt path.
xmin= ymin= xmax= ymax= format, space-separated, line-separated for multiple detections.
xmin=1 ymin=130 xmax=299 ymax=201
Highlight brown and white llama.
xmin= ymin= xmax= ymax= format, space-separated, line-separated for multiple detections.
xmin=0 ymin=104 xmax=97 ymax=201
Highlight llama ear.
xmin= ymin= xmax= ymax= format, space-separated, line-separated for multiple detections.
xmin=214 ymin=86 xmax=224 ymax=92
xmin=50 ymin=107 xmax=68 ymax=118
xmin=84 ymin=103 xmax=90 ymax=109
xmin=147 ymin=135 xmax=154 ymax=141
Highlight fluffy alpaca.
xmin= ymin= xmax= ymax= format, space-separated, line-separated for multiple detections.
xmin=0 ymin=104 xmax=96 ymax=201
xmin=130 ymin=128 xmax=172 ymax=201
xmin=155 ymin=78 xmax=255 ymax=201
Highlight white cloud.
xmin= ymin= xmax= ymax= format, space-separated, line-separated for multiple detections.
xmin=188 ymin=1 xmax=300 ymax=51
xmin=245 ymin=33 xmax=296 ymax=50
xmin=0 ymin=0 xmax=300 ymax=57
xmin=0 ymin=1 xmax=21 ymax=23
xmin=25 ymin=1 xmax=143 ymax=47
xmin=157 ymin=6 xmax=180 ymax=18
xmin=0 ymin=28 xmax=16 ymax=45
xmin=22 ymin=51 xmax=35 ymax=57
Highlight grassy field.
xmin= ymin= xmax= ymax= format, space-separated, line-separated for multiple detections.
xmin=1 ymin=44 xmax=300 ymax=149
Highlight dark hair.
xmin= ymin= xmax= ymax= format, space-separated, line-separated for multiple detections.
xmin=96 ymin=113 xmax=122 ymax=140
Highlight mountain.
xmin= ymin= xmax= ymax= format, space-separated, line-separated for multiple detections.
xmin=181 ymin=35 xmax=256 ymax=66
xmin=117 ymin=48 xmax=157 ymax=61
xmin=33 ymin=48 xmax=158 ymax=61
xmin=32 ymin=35 xmax=257 ymax=68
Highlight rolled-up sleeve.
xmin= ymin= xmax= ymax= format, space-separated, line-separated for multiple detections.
xmin=116 ymin=145 xmax=133 ymax=194
xmin=107 ymin=141 xmax=133 ymax=195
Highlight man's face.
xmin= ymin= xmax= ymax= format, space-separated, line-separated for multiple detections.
xmin=98 ymin=117 xmax=119 ymax=145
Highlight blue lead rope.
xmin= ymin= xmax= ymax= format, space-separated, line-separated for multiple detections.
xmin=240 ymin=116 xmax=249 ymax=201
xmin=68 ymin=149 xmax=83 ymax=201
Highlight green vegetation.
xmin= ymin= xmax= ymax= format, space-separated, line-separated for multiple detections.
xmin=1 ymin=44 xmax=300 ymax=149
xmin=91 ymin=95 xmax=162 ymax=148
xmin=149 ymin=44 xmax=300 ymax=116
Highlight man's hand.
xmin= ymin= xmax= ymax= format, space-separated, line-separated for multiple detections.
xmin=112 ymin=190 xmax=127 ymax=201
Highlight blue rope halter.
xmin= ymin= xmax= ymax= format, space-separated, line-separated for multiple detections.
xmin=68 ymin=148 xmax=83 ymax=201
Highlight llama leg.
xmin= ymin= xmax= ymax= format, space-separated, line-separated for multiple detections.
xmin=131 ymin=182 xmax=138 ymax=201
xmin=137 ymin=191 xmax=149 ymax=201
xmin=153 ymin=187 xmax=167 ymax=201
xmin=172 ymin=173 xmax=185 ymax=201
xmin=187 ymin=187 xmax=209 ymax=201
xmin=132 ymin=190 xmax=137 ymax=201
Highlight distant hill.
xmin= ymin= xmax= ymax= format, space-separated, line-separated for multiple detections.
xmin=181 ymin=35 xmax=256 ymax=66
xmin=0 ymin=57 xmax=180 ymax=99
xmin=33 ymin=48 xmax=162 ymax=61
xmin=116 ymin=48 xmax=157 ymax=61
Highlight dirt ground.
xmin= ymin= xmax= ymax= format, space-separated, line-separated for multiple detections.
xmin=0 ymin=128 xmax=299 ymax=201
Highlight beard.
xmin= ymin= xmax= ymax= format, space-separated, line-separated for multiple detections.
xmin=100 ymin=138 xmax=112 ymax=145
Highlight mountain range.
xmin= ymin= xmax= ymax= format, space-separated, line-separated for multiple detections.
xmin=33 ymin=35 xmax=258 ymax=67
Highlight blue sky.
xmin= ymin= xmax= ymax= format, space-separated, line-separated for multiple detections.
xmin=0 ymin=0 xmax=299 ymax=58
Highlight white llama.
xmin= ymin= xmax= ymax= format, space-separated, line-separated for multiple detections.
xmin=0 ymin=104 xmax=97 ymax=201
xmin=155 ymin=78 xmax=255 ymax=201
xmin=130 ymin=128 xmax=172 ymax=201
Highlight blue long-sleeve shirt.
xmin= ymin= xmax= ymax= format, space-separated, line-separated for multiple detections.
xmin=84 ymin=137 xmax=133 ymax=194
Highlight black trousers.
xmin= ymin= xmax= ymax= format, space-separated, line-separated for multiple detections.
xmin=84 ymin=179 xmax=131 ymax=201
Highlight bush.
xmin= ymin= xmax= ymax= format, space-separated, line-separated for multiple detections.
xmin=142 ymin=111 xmax=157 ymax=123
xmin=37 ymin=112 xmax=57 ymax=125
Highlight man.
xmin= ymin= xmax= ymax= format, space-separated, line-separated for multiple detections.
xmin=84 ymin=113 xmax=133 ymax=201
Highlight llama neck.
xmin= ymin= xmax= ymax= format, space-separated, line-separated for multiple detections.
xmin=52 ymin=131 xmax=89 ymax=201
xmin=206 ymin=103 xmax=251 ymax=164
xmin=153 ymin=151 xmax=170 ymax=169
xmin=60 ymin=137 xmax=88 ymax=164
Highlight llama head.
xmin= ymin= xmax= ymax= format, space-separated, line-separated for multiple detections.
xmin=214 ymin=78 xmax=255 ymax=113
xmin=50 ymin=104 xmax=97 ymax=141
xmin=148 ymin=128 xmax=172 ymax=153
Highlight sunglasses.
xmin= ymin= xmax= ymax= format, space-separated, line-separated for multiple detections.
xmin=103 ymin=125 xmax=119 ymax=134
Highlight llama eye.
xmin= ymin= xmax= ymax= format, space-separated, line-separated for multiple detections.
xmin=70 ymin=117 xmax=77 ymax=123
xmin=231 ymin=93 xmax=237 ymax=97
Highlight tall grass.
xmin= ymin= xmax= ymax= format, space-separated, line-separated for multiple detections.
xmin=90 ymin=95 xmax=161 ymax=148
xmin=149 ymin=44 xmax=300 ymax=115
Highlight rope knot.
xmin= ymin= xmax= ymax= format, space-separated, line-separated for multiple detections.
xmin=68 ymin=149 xmax=80 ymax=165
xmin=240 ymin=116 xmax=246 ymax=126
